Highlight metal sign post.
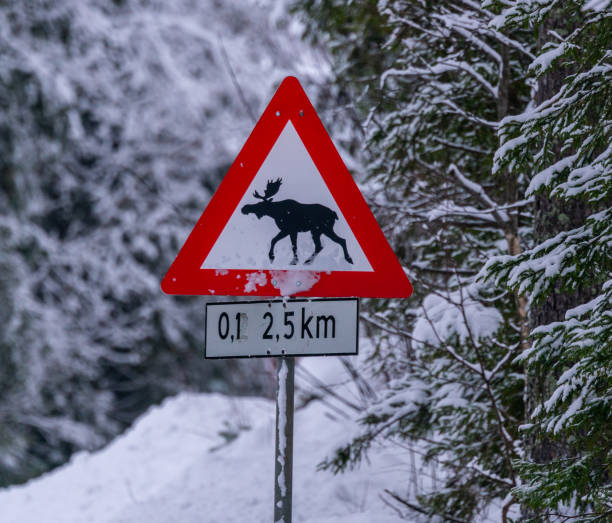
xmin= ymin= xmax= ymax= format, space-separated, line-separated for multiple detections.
xmin=274 ymin=356 xmax=294 ymax=523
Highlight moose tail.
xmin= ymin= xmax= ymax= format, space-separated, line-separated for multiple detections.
xmin=332 ymin=211 xmax=338 ymax=220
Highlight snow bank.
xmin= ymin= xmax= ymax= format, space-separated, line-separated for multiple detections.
xmin=0 ymin=367 xmax=408 ymax=523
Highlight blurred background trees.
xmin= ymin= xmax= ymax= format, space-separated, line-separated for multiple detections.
xmin=0 ymin=0 xmax=326 ymax=486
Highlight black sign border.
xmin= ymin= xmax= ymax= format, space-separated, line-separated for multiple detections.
xmin=204 ymin=298 xmax=359 ymax=359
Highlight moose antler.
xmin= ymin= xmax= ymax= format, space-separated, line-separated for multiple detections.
xmin=253 ymin=178 xmax=282 ymax=201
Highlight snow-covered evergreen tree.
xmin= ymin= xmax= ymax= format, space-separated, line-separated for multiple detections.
xmin=0 ymin=0 xmax=324 ymax=485
xmin=296 ymin=1 xmax=536 ymax=520
xmin=485 ymin=0 xmax=611 ymax=519
xmin=298 ymin=0 xmax=611 ymax=520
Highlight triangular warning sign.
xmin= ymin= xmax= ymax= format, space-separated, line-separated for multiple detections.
xmin=161 ymin=76 xmax=412 ymax=298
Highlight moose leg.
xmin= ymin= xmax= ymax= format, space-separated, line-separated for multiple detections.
xmin=324 ymin=229 xmax=353 ymax=264
xmin=269 ymin=231 xmax=289 ymax=262
xmin=304 ymin=232 xmax=323 ymax=265
xmin=289 ymin=232 xmax=298 ymax=265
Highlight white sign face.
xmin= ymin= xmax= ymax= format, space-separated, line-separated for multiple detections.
xmin=205 ymin=298 xmax=359 ymax=358
xmin=201 ymin=122 xmax=373 ymax=272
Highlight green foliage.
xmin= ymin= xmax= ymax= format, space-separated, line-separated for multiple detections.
xmin=299 ymin=0 xmax=611 ymax=520
xmin=484 ymin=1 xmax=612 ymax=519
xmin=296 ymin=0 xmax=535 ymax=519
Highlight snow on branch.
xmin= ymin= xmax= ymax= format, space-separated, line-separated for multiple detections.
xmin=449 ymin=164 xmax=510 ymax=226
xmin=413 ymin=288 xmax=503 ymax=355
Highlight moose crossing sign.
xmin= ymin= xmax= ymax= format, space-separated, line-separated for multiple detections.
xmin=161 ymin=76 xmax=412 ymax=298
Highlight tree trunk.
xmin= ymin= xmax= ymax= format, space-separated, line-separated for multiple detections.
xmin=521 ymin=10 xmax=594 ymax=520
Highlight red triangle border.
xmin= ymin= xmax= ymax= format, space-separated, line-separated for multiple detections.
xmin=161 ymin=76 xmax=412 ymax=298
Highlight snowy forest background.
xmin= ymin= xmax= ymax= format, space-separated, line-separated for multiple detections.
xmin=0 ymin=0 xmax=610 ymax=521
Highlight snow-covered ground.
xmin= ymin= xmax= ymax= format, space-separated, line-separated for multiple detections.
xmin=0 ymin=359 xmax=410 ymax=523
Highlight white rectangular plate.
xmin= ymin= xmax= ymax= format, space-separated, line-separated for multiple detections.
xmin=205 ymin=298 xmax=359 ymax=358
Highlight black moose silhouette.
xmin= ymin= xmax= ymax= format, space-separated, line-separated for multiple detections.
xmin=241 ymin=178 xmax=353 ymax=265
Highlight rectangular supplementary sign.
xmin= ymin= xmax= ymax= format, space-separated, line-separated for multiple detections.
xmin=205 ymin=298 xmax=359 ymax=358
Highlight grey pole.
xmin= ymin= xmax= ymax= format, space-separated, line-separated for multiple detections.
xmin=274 ymin=356 xmax=295 ymax=523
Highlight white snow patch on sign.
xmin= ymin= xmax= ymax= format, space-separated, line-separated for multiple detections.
xmin=202 ymin=122 xmax=373 ymax=272
xmin=244 ymin=271 xmax=268 ymax=293
xmin=270 ymin=270 xmax=321 ymax=296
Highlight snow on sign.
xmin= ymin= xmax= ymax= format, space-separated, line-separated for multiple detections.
xmin=161 ymin=76 xmax=412 ymax=297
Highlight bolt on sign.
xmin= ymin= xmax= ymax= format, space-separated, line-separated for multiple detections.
xmin=161 ymin=76 xmax=413 ymax=299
